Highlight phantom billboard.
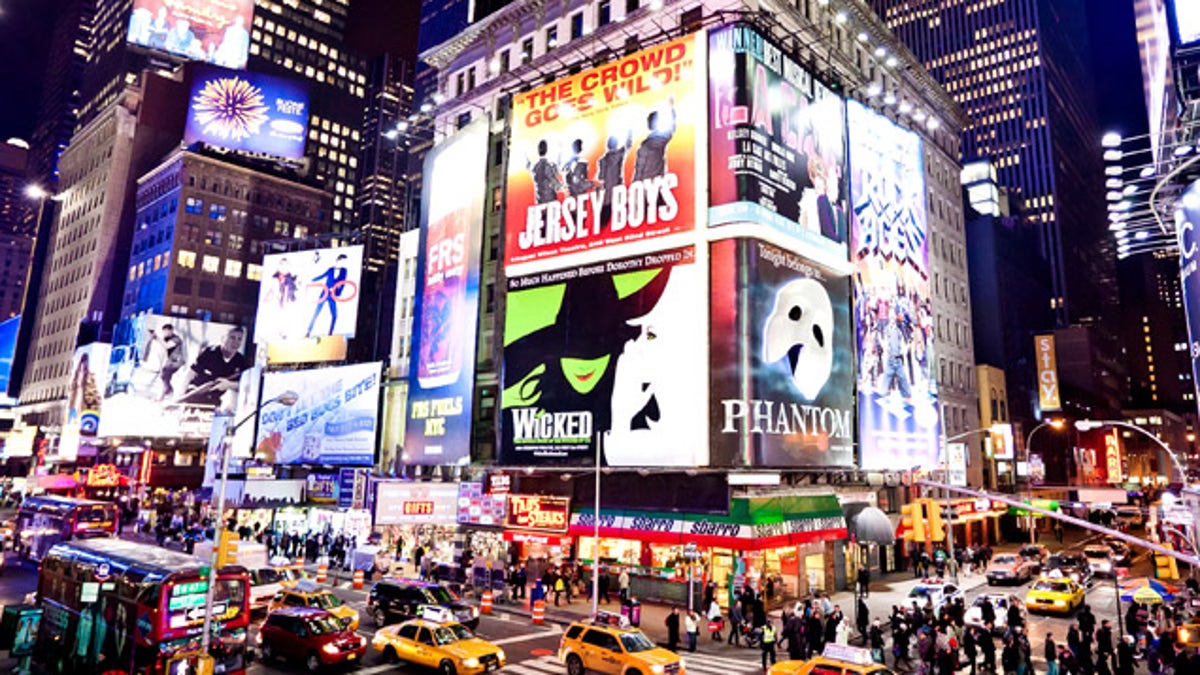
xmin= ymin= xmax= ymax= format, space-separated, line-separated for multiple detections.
xmin=708 ymin=24 xmax=849 ymax=265
xmin=710 ymin=238 xmax=854 ymax=467
xmin=255 ymin=245 xmax=364 ymax=343
xmin=847 ymin=101 xmax=940 ymax=470
xmin=185 ymin=65 xmax=309 ymax=159
xmin=127 ymin=0 xmax=254 ymax=69
xmin=505 ymin=34 xmax=703 ymax=268
xmin=404 ymin=120 xmax=489 ymax=465
xmin=500 ymin=245 xmax=706 ymax=466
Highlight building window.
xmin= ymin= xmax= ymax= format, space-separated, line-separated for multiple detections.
xmin=178 ymin=250 xmax=197 ymax=268
xmin=209 ymin=204 xmax=227 ymax=221
xmin=457 ymin=111 xmax=472 ymax=129
xmin=202 ymin=255 xmax=220 ymax=273
xmin=626 ymin=0 xmax=640 ymax=13
xmin=185 ymin=197 xmax=203 ymax=214
xmin=247 ymin=263 xmax=263 ymax=281
xmin=570 ymin=12 xmax=584 ymax=39
xmin=198 ymin=280 xmax=217 ymax=298
xmin=173 ymin=277 xmax=193 ymax=295
xmin=224 ymin=259 xmax=243 ymax=278
xmin=455 ymin=72 xmax=465 ymax=96
xmin=599 ymin=0 xmax=611 ymax=26
xmin=521 ymin=38 xmax=534 ymax=62
xmin=499 ymin=49 xmax=510 ymax=73
xmin=205 ymin=229 xmax=223 ymax=246
xmin=546 ymin=26 xmax=558 ymax=49
xmin=467 ymin=66 xmax=476 ymax=90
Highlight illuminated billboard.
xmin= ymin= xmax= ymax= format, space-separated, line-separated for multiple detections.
xmin=128 ymin=0 xmax=254 ymax=69
xmin=1175 ymin=0 xmax=1200 ymax=45
xmin=0 ymin=315 xmax=18 ymax=404
xmin=505 ymin=35 xmax=702 ymax=269
xmin=500 ymin=245 xmax=706 ymax=466
xmin=255 ymin=362 xmax=381 ymax=467
xmin=255 ymin=245 xmax=364 ymax=343
xmin=710 ymin=238 xmax=854 ymax=467
xmin=99 ymin=315 xmax=249 ymax=438
xmin=65 ymin=343 xmax=112 ymax=437
xmin=1176 ymin=180 xmax=1200 ymax=405
xmin=374 ymin=482 xmax=460 ymax=525
xmin=847 ymin=100 xmax=940 ymax=470
xmin=708 ymin=25 xmax=849 ymax=265
xmin=185 ymin=65 xmax=309 ymax=159
xmin=404 ymin=120 xmax=488 ymax=466
xmin=1136 ymin=0 xmax=1175 ymax=167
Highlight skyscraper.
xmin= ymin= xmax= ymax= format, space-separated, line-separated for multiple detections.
xmin=868 ymin=0 xmax=1112 ymax=328
xmin=28 ymin=0 xmax=95 ymax=188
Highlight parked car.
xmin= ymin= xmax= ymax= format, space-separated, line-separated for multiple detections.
xmin=1082 ymin=545 xmax=1117 ymax=578
xmin=257 ymin=607 xmax=367 ymax=671
xmin=1116 ymin=506 xmax=1145 ymax=530
xmin=368 ymin=578 xmax=479 ymax=629
xmin=986 ymin=554 xmax=1036 ymax=585
xmin=965 ymin=593 xmax=1025 ymax=633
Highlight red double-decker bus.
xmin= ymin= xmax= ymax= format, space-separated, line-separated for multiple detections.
xmin=16 ymin=495 xmax=118 ymax=562
xmin=36 ymin=538 xmax=250 ymax=675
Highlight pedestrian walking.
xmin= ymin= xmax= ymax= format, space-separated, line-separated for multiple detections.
xmin=729 ymin=601 xmax=745 ymax=647
xmin=666 ymin=607 xmax=681 ymax=652
xmin=685 ymin=610 xmax=700 ymax=653
xmin=1047 ymin=634 xmax=1059 ymax=675
xmin=762 ymin=619 xmax=778 ymax=670
xmin=708 ymin=597 xmax=723 ymax=641
xmin=619 ymin=568 xmax=630 ymax=602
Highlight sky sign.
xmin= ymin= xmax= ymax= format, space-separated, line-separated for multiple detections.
xmin=99 ymin=315 xmax=249 ymax=439
xmin=185 ymin=64 xmax=309 ymax=159
xmin=710 ymin=238 xmax=854 ymax=467
xmin=127 ymin=0 xmax=254 ymax=69
xmin=1175 ymin=181 xmax=1200 ymax=407
xmin=505 ymin=34 xmax=702 ymax=269
xmin=255 ymin=244 xmax=364 ymax=343
xmin=500 ymin=245 xmax=705 ymax=466
xmin=404 ymin=120 xmax=489 ymax=466
xmin=847 ymin=100 xmax=940 ymax=471
xmin=255 ymin=362 xmax=381 ymax=467
xmin=708 ymin=24 xmax=849 ymax=266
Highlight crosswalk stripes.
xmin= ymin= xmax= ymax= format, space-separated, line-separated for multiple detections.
xmin=500 ymin=652 xmax=767 ymax=675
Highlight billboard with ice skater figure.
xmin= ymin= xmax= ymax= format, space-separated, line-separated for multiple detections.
xmin=255 ymin=245 xmax=364 ymax=343
xmin=847 ymin=100 xmax=940 ymax=470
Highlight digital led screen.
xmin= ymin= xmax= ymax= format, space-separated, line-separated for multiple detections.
xmin=185 ymin=64 xmax=309 ymax=159
xmin=1176 ymin=181 xmax=1200 ymax=407
xmin=127 ymin=0 xmax=254 ymax=69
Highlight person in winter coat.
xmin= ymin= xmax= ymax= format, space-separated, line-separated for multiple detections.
xmin=685 ymin=610 xmax=700 ymax=653
xmin=869 ymin=620 xmax=886 ymax=664
xmin=728 ymin=601 xmax=745 ymax=646
xmin=666 ymin=607 xmax=681 ymax=652
xmin=1116 ymin=636 xmax=1135 ymax=675
xmin=707 ymin=598 xmax=723 ymax=641
xmin=836 ymin=616 xmax=852 ymax=645
xmin=1046 ymin=634 xmax=1059 ymax=675
xmin=761 ymin=619 xmax=779 ymax=669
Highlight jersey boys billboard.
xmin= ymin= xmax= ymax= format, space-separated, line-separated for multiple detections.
xmin=500 ymin=246 xmax=706 ymax=466
xmin=847 ymin=101 xmax=940 ymax=470
xmin=708 ymin=25 xmax=849 ymax=266
xmin=710 ymin=238 xmax=854 ymax=467
xmin=404 ymin=120 xmax=489 ymax=465
xmin=505 ymin=35 xmax=703 ymax=268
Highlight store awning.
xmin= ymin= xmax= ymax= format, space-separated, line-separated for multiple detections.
xmin=570 ymin=494 xmax=847 ymax=550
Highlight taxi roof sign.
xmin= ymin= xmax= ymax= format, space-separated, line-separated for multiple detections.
xmin=417 ymin=604 xmax=455 ymax=624
xmin=823 ymin=644 xmax=875 ymax=666
xmin=592 ymin=610 xmax=631 ymax=630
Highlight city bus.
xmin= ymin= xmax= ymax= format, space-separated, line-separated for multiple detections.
xmin=16 ymin=495 xmax=118 ymax=561
xmin=36 ymin=538 xmax=250 ymax=675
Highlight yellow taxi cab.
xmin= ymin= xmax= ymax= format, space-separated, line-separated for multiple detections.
xmin=559 ymin=612 xmax=684 ymax=675
xmin=1025 ymin=576 xmax=1086 ymax=615
xmin=1176 ymin=622 xmax=1200 ymax=647
xmin=269 ymin=580 xmax=360 ymax=630
xmin=371 ymin=609 xmax=506 ymax=674
xmin=769 ymin=644 xmax=890 ymax=675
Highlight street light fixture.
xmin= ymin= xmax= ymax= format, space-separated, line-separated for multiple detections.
xmin=1022 ymin=419 xmax=1065 ymax=543
xmin=1074 ymin=419 xmax=1186 ymax=483
xmin=200 ymin=390 xmax=299 ymax=656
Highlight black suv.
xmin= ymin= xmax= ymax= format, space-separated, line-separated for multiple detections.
xmin=367 ymin=578 xmax=480 ymax=629
xmin=1045 ymin=551 xmax=1093 ymax=586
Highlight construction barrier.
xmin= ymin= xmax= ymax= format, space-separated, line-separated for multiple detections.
xmin=532 ymin=600 xmax=545 ymax=625
xmin=316 ymin=564 xmax=328 ymax=584
xmin=353 ymin=569 xmax=365 ymax=590
xmin=480 ymin=591 xmax=493 ymax=615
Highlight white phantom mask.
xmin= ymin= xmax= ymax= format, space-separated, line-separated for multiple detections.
xmin=763 ymin=278 xmax=834 ymax=400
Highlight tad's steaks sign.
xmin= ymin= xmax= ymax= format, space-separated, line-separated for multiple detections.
xmin=505 ymin=495 xmax=571 ymax=533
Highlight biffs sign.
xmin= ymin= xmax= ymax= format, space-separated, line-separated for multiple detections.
xmin=505 ymin=35 xmax=702 ymax=267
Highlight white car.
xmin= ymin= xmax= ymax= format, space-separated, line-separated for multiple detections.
xmin=1083 ymin=545 xmax=1116 ymax=577
xmin=248 ymin=567 xmax=286 ymax=611
xmin=965 ymin=593 xmax=1025 ymax=633
xmin=907 ymin=579 xmax=963 ymax=609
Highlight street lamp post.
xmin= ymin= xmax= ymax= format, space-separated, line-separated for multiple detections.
xmin=200 ymin=390 xmax=299 ymax=657
xmin=1024 ymin=420 xmax=1065 ymax=543
xmin=1075 ymin=419 xmax=1187 ymax=483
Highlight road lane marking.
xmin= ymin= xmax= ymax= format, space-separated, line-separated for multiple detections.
xmin=492 ymin=630 xmax=563 ymax=646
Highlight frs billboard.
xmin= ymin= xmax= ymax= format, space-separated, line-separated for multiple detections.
xmin=404 ymin=121 xmax=489 ymax=466
xmin=708 ymin=25 xmax=849 ymax=266
xmin=501 ymin=246 xmax=706 ymax=466
xmin=255 ymin=362 xmax=381 ymax=467
xmin=710 ymin=238 xmax=854 ymax=467
xmin=127 ymin=0 xmax=254 ymax=69
xmin=1176 ymin=181 xmax=1200 ymax=407
xmin=505 ymin=35 xmax=702 ymax=268
xmin=847 ymin=101 xmax=940 ymax=471
xmin=185 ymin=65 xmax=309 ymax=159
xmin=255 ymin=245 xmax=364 ymax=343
xmin=99 ymin=315 xmax=249 ymax=439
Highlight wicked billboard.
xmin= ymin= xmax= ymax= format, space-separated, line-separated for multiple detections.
xmin=505 ymin=34 xmax=703 ymax=269
xmin=710 ymin=237 xmax=854 ymax=467
xmin=500 ymin=245 xmax=706 ymax=466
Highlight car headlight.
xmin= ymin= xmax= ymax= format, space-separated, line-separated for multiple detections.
xmin=497 ymin=649 xmax=506 ymax=663
xmin=358 ymin=636 xmax=367 ymax=648
xmin=679 ymin=658 xmax=687 ymax=670
xmin=651 ymin=666 xmax=664 ymax=674
xmin=472 ymin=606 xmax=480 ymax=617
xmin=462 ymin=658 xmax=480 ymax=668
xmin=322 ymin=643 xmax=340 ymax=655
xmin=1053 ymin=600 xmax=1066 ymax=607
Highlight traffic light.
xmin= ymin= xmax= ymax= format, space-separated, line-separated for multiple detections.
xmin=925 ymin=498 xmax=946 ymax=543
xmin=216 ymin=531 xmax=239 ymax=568
xmin=899 ymin=501 xmax=925 ymax=542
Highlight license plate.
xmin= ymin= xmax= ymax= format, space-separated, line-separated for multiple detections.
xmin=347 ymin=654 xmax=357 ymax=660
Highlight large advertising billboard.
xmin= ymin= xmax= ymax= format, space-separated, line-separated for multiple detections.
xmin=847 ymin=100 xmax=940 ymax=470
xmin=255 ymin=362 xmax=381 ymax=467
xmin=710 ymin=238 xmax=854 ymax=467
xmin=255 ymin=245 xmax=364 ymax=343
xmin=185 ymin=65 xmax=309 ymax=159
xmin=65 ymin=343 xmax=112 ymax=437
xmin=500 ymin=245 xmax=706 ymax=466
xmin=708 ymin=25 xmax=849 ymax=265
xmin=1176 ymin=181 xmax=1200 ymax=406
xmin=505 ymin=35 xmax=703 ymax=268
xmin=403 ymin=121 xmax=489 ymax=466
xmin=99 ymin=316 xmax=249 ymax=438
xmin=127 ymin=0 xmax=254 ymax=69
xmin=0 ymin=315 xmax=19 ymax=404
xmin=1174 ymin=0 xmax=1200 ymax=45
